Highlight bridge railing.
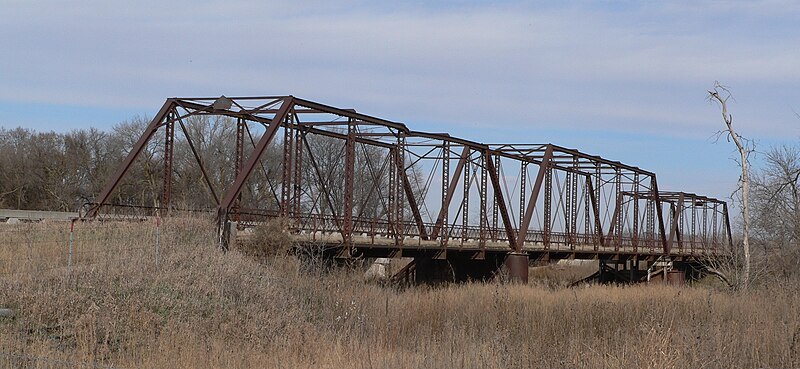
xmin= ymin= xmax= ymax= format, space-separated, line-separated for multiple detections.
xmin=84 ymin=203 xmax=726 ymax=256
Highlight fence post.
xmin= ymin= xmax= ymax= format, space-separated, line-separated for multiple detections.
xmin=68 ymin=219 xmax=75 ymax=271
xmin=155 ymin=216 xmax=160 ymax=267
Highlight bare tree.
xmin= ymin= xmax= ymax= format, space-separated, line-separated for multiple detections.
xmin=708 ymin=81 xmax=753 ymax=288
xmin=748 ymin=144 xmax=800 ymax=284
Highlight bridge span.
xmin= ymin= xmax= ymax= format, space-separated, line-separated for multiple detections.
xmin=87 ymin=95 xmax=732 ymax=283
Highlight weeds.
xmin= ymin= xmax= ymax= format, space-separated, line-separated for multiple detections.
xmin=0 ymin=219 xmax=798 ymax=368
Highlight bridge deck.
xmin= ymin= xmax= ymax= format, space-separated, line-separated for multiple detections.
xmin=288 ymin=231 xmax=718 ymax=261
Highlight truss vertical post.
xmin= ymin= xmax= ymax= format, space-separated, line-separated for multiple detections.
xmin=543 ymin=164 xmax=553 ymax=249
xmin=702 ymin=202 xmax=708 ymax=251
xmin=712 ymin=203 xmax=719 ymax=250
xmin=281 ymin=115 xmax=294 ymax=218
xmin=633 ymin=173 xmax=640 ymax=252
xmin=520 ymin=161 xmax=527 ymax=228
xmin=583 ymin=175 xmax=590 ymax=245
xmin=343 ymin=118 xmax=356 ymax=251
xmin=233 ymin=118 xmax=245 ymax=221
xmin=235 ymin=118 xmax=245 ymax=176
xmin=441 ymin=141 xmax=450 ymax=245
xmin=161 ymin=116 xmax=175 ymax=217
xmin=395 ymin=136 xmax=406 ymax=247
xmin=293 ymin=127 xmax=303 ymax=219
xmin=388 ymin=148 xmax=397 ymax=240
xmin=479 ymin=153 xmax=488 ymax=248
xmin=691 ymin=194 xmax=697 ymax=254
xmin=565 ymin=170 xmax=572 ymax=248
xmin=492 ymin=154 xmax=500 ymax=241
xmin=570 ymin=157 xmax=579 ymax=249
xmin=609 ymin=168 xmax=622 ymax=251
xmin=461 ymin=148 xmax=471 ymax=244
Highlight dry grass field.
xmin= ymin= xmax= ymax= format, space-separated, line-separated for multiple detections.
xmin=0 ymin=219 xmax=799 ymax=368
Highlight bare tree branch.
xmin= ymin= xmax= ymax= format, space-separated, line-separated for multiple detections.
xmin=708 ymin=81 xmax=753 ymax=289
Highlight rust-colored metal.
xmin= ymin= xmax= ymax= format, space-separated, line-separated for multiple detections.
xmin=161 ymin=117 xmax=174 ymax=216
xmin=666 ymin=270 xmax=686 ymax=286
xmin=177 ymin=119 xmax=219 ymax=205
xmin=88 ymin=99 xmax=175 ymax=217
xmin=504 ymin=252 xmax=529 ymax=283
xmin=485 ymin=150 xmax=518 ymax=251
xmin=518 ymin=145 xmax=553 ymax=246
xmin=88 ymin=95 xmax=732 ymax=270
xmin=219 ymin=97 xmax=292 ymax=215
xmin=431 ymin=145 xmax=469 ymax=245
xmin=342 ymin=118 xmax=356 ymax=250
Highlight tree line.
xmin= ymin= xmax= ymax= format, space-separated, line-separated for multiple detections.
xmin=0 ymin=115 xmax=395 ymax=221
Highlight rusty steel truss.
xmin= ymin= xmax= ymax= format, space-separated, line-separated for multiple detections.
xmin=87 ymin=95 xmax=732 ymax=265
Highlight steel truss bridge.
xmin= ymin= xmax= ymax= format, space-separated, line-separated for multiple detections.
xmin=87 ymin=95 xmax=732 ymax=283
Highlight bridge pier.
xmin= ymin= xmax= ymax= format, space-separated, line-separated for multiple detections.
xmin=504 ymin=253 xmax=529 ymax=284
xmin=587 ymin=258 xmax=699 ymax=285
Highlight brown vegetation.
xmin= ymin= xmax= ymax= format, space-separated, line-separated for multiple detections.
xmin=1 ymin=220 xmax=799 ymax=368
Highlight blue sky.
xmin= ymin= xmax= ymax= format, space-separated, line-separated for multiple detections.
xmin=2 ymin=0 xmax=800 ymax=206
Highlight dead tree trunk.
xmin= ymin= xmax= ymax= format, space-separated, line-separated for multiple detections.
xmin=708 ymin=81 xmax=751 ymax=289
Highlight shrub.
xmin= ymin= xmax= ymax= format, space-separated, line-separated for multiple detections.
xmin=238 ymin=218 xmax=294 ymax=261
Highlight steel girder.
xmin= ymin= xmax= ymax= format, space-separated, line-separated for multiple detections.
xmin=87 ymin=95 xmax=732 ymax=257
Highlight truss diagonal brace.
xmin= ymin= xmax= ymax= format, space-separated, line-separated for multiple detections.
xmin=398 ymin=151 xmax=429 ymax=240
xmin=667 ymin=192 xmax=685 ymax=254
xmin=177 ymin=119 xmax=220 ymax=206
xmin=651 ymin=178 xmax=669 ymax=254
xmin=302 ymin=132 xmax=342 ymax=224
xmin=517 ymin=145 xmax=553 ymax=247
xmin=486 ymin=151 xmax=518 ymax=251
xmin=430 ymin=146 xmax=470 ymax=240
xmin=88 ymin=99 xmax=176 ymax=217
xmin=218 ymin=97 xmax=293 ymax=218
xmin=586 ymin=177 xmax=605 ymax=247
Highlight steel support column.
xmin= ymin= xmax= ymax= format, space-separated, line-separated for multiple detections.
xmin=161 ymin=117 xmax=175 ymax=216
xmin=342 ymin=118 xmax=356 ymax=250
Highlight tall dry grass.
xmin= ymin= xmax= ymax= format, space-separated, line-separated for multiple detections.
xmin=0 ymin=219 xmax=799 ymax=368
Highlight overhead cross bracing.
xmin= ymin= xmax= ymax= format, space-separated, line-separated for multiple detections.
xmin=86 ymin=95 xmax=732 ymax=281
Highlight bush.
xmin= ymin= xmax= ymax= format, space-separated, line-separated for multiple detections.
xmin=238 ymin=218 xmax=294 ymax=261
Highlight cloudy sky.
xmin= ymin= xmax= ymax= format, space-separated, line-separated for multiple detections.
xmin=2 ymin=0 xmax=800 ymax=205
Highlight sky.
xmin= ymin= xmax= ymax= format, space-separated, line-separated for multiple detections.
xmin=2 ymin=0 xmax=800 ymax=208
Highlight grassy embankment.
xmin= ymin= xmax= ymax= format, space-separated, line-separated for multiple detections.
xmin=0 ymin=219 xmax=798 ymax=368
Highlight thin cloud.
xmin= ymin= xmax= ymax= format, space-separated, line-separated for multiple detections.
xmin=1 ymin=0 xmax=799 ymax=139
